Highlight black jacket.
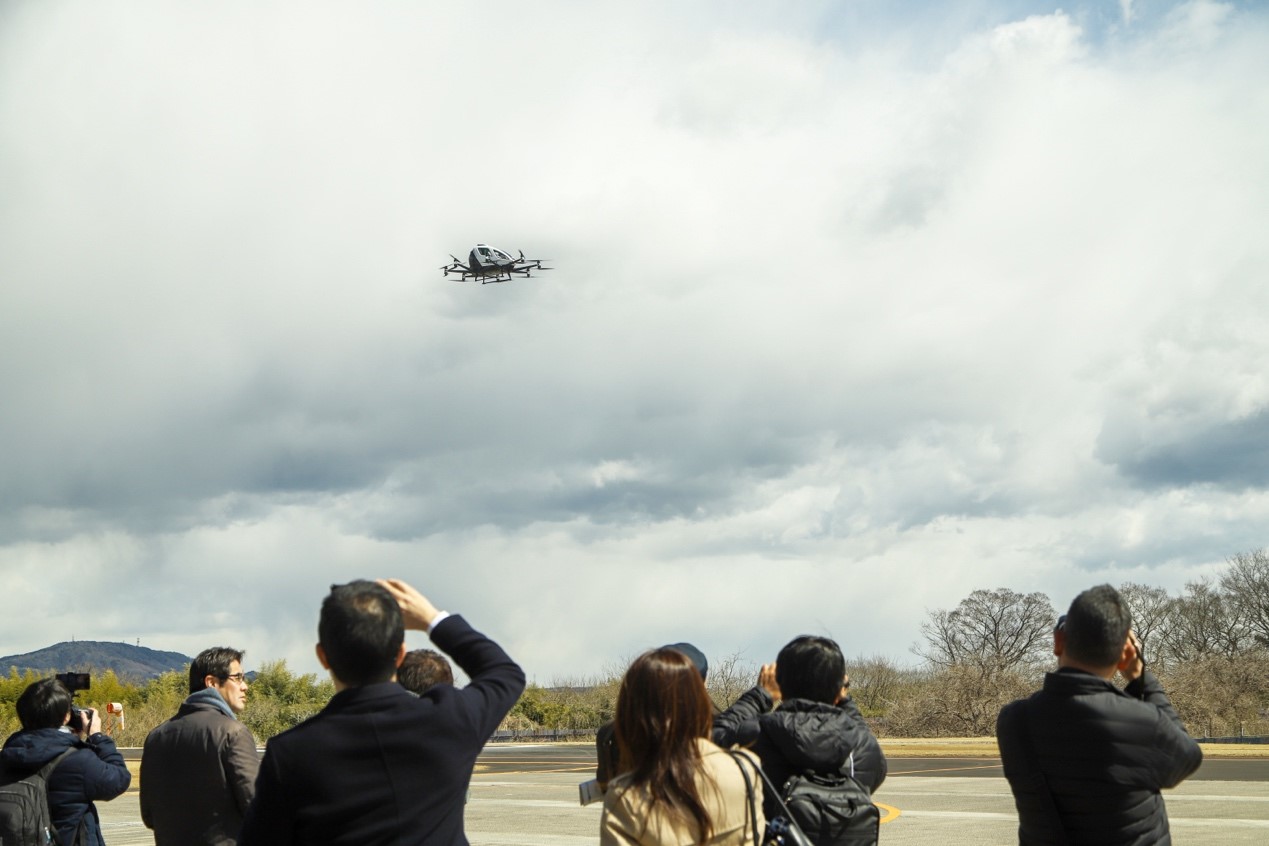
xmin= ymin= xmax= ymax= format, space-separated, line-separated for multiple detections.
xmin=240 ymin=614 xmax=525 ymax=846
xmin=997 ymin=668 xmax=1203 ymax=846
xmin=712 ymin=686 xmax=887 ymax=821
xmin=141 ymin=689 xmax=260 ymax=845
xmin=0 ymin=726 xmax=131 ymax=846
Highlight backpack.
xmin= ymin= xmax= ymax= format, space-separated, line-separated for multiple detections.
xmin=775 ymin=755 xmax=879 ymax=846
xmin=0 ymin=748 xmax=74 ymax=846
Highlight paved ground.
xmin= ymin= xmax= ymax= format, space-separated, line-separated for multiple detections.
xmin=101 ymin=745 xmax=1269 ymax=845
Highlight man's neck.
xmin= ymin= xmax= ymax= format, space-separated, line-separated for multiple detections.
xmin=1057 ymin=656 xmax=1117 ymax=680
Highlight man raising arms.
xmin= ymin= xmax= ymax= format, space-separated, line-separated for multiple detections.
xmin=997 ymin=584 xmax=1202 ymax=845
xmin=240 ymin=578 xmax=525 ymax=846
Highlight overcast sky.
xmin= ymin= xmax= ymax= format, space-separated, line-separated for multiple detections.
xmin=2 ymin=0 xmax=1267 ymax=685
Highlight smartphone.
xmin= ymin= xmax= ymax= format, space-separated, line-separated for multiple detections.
xmin=578 ymin=779 xmax=605 ymax=806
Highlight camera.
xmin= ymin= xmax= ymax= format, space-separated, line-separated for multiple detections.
xmin=68 ymin=706 xmax=96 ymax=734
xmin=56 ymin=672 xmax=91 ymax=692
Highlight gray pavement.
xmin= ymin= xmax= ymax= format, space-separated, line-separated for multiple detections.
xmin=97 ymin=770 xmax=1268 ymax=845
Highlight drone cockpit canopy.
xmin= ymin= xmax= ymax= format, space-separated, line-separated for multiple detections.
xmin=471 ymin=244 xmax=512 ymax=267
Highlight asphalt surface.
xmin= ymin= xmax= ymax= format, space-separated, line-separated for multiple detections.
xmin=106 ymin=744 xmax=1268 ymax=845
xmin=471 ymin=743 xmax=1269 ymax=781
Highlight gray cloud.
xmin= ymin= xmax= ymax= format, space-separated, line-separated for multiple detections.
xmin=2 ymin=1 xmax=1268 ymax=677
xmin=1101 ymin=410 xmax=1269 ymax=491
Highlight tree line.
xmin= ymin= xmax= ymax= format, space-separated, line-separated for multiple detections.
xmin=0 ymin=661 xmax=334 ymax=746
xmin=4 ymin=550 xmax=1266 ymax=742
xmin=510 ymin=549 xmax=1269 ymax=740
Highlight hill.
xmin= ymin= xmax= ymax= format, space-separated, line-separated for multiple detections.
xmin=0 ymin=640 xmax=190 ymax=681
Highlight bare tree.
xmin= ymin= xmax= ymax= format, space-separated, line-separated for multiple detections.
xmin=706 ymin=652 xmax=758 ymax=710
xmin=1220 ymin=548 xmax=1269 ymax=648
xmin=1161 ymin=652 xmax=1269 ymax=739
xmin=1160 ymin=579 xmax=1252 ymax=663
xmin=1117 ymin=581 xmax=1175 ymax=666
xmin=844 ymin=654 xmax=907 ymax=717
xmin=915 ymin=588 xmax=1056 ymax=677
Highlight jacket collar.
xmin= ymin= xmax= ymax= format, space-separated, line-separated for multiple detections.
xmin=324 ymin=681 xmax=411 ymax=712
xmin=1043 ymin=666 xmax=1127 ymax=696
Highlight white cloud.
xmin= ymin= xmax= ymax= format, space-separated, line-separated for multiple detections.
xmin=1 ymin=1 xmax=1267 ymax=680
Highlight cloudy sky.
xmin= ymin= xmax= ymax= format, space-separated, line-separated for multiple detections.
xmin=2 ymin=0 xmax=1267 ymax=684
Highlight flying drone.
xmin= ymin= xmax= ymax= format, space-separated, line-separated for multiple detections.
xmin=441 ymin=244 xmax=552 ymax=284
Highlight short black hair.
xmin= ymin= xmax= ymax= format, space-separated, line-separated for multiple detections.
xmin=319 ymin=580 xmax=404 ymax=687
xmin=775 ymin=635 xmax=846 ymax=703
xmin=1064 ymin=584 xmax=1132 ymax=667
xmin=16 ymin=678 xmax=72 ymax=730
xmin=189 ymin=646 xmax=245 ymax=694
xmin=397 ymin=649 xmax=454 ymax=695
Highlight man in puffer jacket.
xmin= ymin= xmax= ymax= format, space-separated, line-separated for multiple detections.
xmin=997 ymin=584 xmax=1202 ymax=845
xmin=712 ymin=636 xmax=887 ymax=824
xmin=1 ymin=677 xmax=131 ymax=846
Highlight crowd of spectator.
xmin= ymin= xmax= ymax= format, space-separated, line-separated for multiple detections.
xmin=0 ymin=581 xmax=1200 ymax=845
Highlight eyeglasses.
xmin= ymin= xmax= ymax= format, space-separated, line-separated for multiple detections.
xmin=221 ymin=673 xmax=248 ymax=683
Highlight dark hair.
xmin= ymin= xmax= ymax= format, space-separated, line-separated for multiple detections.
xmin=776 ymin=635 xmax=846 ymax=703
xmin=16 ymin=678 xmax=73 ymax=730
xmin=397 ymin=649 xmax=454 ymax=695
xmin=189 ymin=646 xmax=245 ymax=694
xmin=319 ymin=580 xmax=404 ymax=686
xmin=1064 ymin=584 xmax=1132 ymax=667
xmin=614 ymin=648 xmax=714 ymax=842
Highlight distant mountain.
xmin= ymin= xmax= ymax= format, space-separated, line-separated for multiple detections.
xmin=0 ymin=641 xmax=191 ymax=681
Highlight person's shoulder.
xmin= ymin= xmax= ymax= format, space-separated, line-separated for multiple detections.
xmin=602 ymin=772 xmax=643 ymax=813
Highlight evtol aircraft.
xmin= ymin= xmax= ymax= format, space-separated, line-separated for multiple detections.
xmin=440 ymin=244 xmax=552 ymax=284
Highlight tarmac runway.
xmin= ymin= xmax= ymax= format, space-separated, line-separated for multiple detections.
xmin=103 ymin=744 xmax=1268 ymax=845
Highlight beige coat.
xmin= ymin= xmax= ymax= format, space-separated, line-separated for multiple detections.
xmin=600 ymin=739 xmax=765 ymax=846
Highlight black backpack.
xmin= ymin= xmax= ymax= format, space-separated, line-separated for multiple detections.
xmin=0 ymin=748 xmax=74 ymax=846
xmin=779 ymin=764 xmax=879 ymax=846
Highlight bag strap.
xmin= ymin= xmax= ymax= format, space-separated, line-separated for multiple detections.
xmin=37 ymin=748 xmax=76 ymax=781
xmin=727 ymin=750 xmax=762 ymax=846
xmin=1018 ymin=702 xmax=1069 ymax=846
xmin=739 ymin=751 xmax=807 ymax=836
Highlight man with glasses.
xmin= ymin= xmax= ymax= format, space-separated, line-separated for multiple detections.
xmin=141 ymin=646 xmax=259 ymax=846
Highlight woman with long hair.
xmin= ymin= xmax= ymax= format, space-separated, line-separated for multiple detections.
xmin=600 ymin=648 xmax=764 ymax=845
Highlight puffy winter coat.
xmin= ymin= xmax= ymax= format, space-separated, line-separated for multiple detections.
xmin=0 ymin=726 xmax=131 ymax=846
xmin=996 ymin=668 xmax=1203 ymax=846
xmin=712 ymin=686 xmax=887 ymax=823
xmin=140 ymin=688 xmax=260 ymax=845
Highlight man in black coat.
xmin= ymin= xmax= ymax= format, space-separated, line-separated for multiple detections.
xmin=239 ymin=578 xmax=525 ymax=846
xmin=1 ymin=678 xmax=131 ymax=846
xmin=712 ymin=635 xmax=887 ymax=824
xmin=997 ymin=584 xmax=1202 ymax=845
xmin=141 ymin=646 xmax=259 ymax=845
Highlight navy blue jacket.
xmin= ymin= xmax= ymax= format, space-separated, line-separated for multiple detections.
xmin=240 ymin=614 xmax=525 ymax=846
xmin=997 ymin=668 xmax=1203 ymax=845
xmin=1 ymin=727 xmax=131 ymax=846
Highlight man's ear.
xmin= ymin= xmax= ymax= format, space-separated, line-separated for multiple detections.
xmin=316 ymin=643 xmax=331 ymax=670
xmin=1053 ymin=628 xmax=1066 ymax=658
xmin=1115 ymin=636 xmax=1137 ymax=672
xmin=203 ymin=674 xmax=219 ymax=691
xmin=394 ymin=642 xmax=406 ymax=668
